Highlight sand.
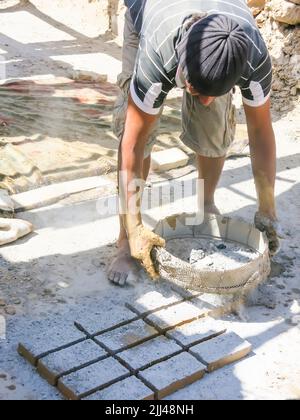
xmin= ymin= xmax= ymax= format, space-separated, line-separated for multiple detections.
xmin=166 ymin=238 xmax=259 ymax=271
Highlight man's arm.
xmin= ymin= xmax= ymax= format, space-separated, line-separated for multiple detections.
xmin=244 ymin=98 xmax=281 ymax=254
xmin=119 ymin=93 xmax=165 ymax=278
xmin=244 ymin=99 xmax=276 ymax=219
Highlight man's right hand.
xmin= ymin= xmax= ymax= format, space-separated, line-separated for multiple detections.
xmin=128 ymin=225 xmax=166 ymax=279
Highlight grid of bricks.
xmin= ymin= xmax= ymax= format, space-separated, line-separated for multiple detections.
xmin=18 ymin=292 xmax=252 ymax=400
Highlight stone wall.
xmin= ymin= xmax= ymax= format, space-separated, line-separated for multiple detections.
xmin=248 ymin=0 xmax=300 ymax=112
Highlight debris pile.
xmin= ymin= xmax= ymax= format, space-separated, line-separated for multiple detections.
xmin=248 ymin=0 xmax=300 ymax=112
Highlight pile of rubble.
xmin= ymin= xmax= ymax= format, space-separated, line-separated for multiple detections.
xmin=248 ymin=0 xmax=300 ymax=112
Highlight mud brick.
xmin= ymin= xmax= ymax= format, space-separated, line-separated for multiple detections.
xmin=145 ymin=299 xmax=214 ymax=332
xmin=138 ymin=352 xmax=206 ymax=399
xmin=118 ymin=336 xmax=182 ymax=371
xmin=37 ymin=340 xmax=107 ymax=386
xmin=75 ymin=307 xmax=138 ymax=336
xmin=191 ymin=294 xmax=233 ymax=317
xmin=94 ymin=319 xmax=159 ymax=353
xmin=166 ymin=317 xmax=226 ymax=348
xmin=126 ymin=290 xmax=183 ymax=316
xmin=171 ymin=286 xmax=202 ymax=300
xmin=83 ymin=376 xmax=155 ymax=400
xmin=18 ymin=319 xmax=86 ymax=366
xmin=58 ymin=358 xmax=130 ymax=400
xmin=189 ymin=332 xmax=252 ymax=372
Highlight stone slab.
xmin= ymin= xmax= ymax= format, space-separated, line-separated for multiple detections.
xmin=151 ymin=148 xmax=189 ymax=172
xmin=12 ymin=176 xmax=113 ymax=211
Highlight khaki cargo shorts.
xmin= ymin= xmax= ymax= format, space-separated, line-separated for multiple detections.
xmin=113 ymin=10 xmax=236 ymax=159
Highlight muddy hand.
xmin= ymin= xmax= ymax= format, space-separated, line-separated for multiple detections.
xmin=128 ymin=225 xmax=166 ymax=279
xmin=255 ymin=212 xmax=284 ymax=256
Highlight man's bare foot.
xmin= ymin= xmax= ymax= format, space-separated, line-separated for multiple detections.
xmin=204 ymin=202 xmax=221 ymax=215
xmin=107 ymin=240 xmax=140 ymax=287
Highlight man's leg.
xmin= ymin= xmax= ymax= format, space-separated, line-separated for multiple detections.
xmin=197 ymin=155 xmax=225 ymax=214
xmin=108 ymin=9 xmax=141 ymax=286
xmin=108 ymin=155 xmax=151 ymax=286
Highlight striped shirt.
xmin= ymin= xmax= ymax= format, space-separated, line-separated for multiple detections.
xmin=125 ymin=0 xmax=272 ymax=115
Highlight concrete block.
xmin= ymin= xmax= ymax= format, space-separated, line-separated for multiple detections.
xmin=11 ymin=176 xmax=112 ymax=212
xmin=83 ymin=376 xmax=154 ymax=401
xmin=58 ymin=358 xmax=130 ymax=400
xmin=38 ymin=340 xmax=107 ymax=386
xmin=126 ymin=290 xmax=183 ymax=316
xmin=151 ymin=148 xmax=189 ymax=172
xmin=118 ymin=336 xmax=182 ymax=371
xmin=138 ymin=352 xmax=206 ymax=399
xmin=75 ymin=306 xmax=138 ymax=336
xmin=189 ymin=332 xmax=252 ymax=372
xmin=18 ymin=319 xmax=86 ymax=366
xmin=166 ymin=317 xmax=227 ymax=348
xmin=94 ymin=319 xmax=159 ymax=353
xmin=145 ymin=299 xmax=214 ymax=332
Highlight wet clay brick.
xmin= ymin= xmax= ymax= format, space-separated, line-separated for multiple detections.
xmin=118 ymin=336 xmax=182 ymax=371
xmin=18 ymin=319 xmax=85 ymax=366
xmin=166 ymin=317 xmax=226 ymax=348
xmin=94 ymin=319 xmax=159 ymax=353
xmin=83 ymin=376 xmax=154 ymax=400
xmin=38 ymin=340 xmax=107 ymax=385
xmin=189 ymin=332 xmax=252 ymax=372
xmin=58 ymin=358 xmax=130 ymax=400
xmin=138 ymin=352 xmax=206 ymax=399
xmin=126 ymin=290 xmax=182 ymax=316
xmin=75 ymin=307 xmax=138 ymax=336
xmin=145 ymin=299 xmax=214 ymax=332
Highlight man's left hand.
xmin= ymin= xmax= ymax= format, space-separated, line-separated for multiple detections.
xmin=254 ymin=212 xmax=284 ymax=256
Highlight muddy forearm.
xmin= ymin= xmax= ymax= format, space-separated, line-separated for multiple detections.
xmin=249 ymin=127 xmax=277 ymax=220
xmin=119 ymin=145 xmax=145 ymax=234
xmin=118 ymin=94 xmax=158 ymax=235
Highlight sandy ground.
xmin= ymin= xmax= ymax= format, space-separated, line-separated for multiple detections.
xmin=0 ymin=0 xmax=300 ymax=400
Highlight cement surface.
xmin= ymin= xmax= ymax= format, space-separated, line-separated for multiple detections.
xmin=0 ymin=1 xmax=299 ymax=401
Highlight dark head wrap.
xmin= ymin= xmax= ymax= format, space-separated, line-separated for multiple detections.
xmin=177 ymin=14 xmax=250 ymax=96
